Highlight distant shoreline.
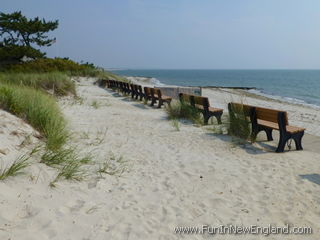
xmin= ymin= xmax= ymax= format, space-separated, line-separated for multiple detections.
xmin=124 ymin=75 xmax=320 ymax=111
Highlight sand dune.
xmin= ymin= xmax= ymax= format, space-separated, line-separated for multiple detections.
xmin=0 ymin=77 xmax=319 ymax=239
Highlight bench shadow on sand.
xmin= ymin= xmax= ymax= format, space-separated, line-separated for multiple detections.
xmin=300 ymin=174 xmax=320 ymax=185
xmin=205 ymin=132 xmax=276 ymax=155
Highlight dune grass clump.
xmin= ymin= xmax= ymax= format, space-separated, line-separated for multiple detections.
xmin=42 ymin=148 xmax=92 ymax=186
xmin=171 ymin=119 xmax=180 ymax=131
xmin=0 ymin=72 xmax=75 ymax=96
xmin=0 ymin=85 xmax=68 ymax=150
xmin=228 ymin=103 xmax=252 ymax=141
xmin=0 ymin=155 xmax=30 ymax=180
xmin=98 ymin=152 xmax=127 ymax=177
xmin=165 ymin=100 xmax=203 ymax=125
xmin=2 ymin=57 xmax=125 ymax=81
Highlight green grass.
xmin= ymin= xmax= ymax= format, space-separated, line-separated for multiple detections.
xmin=0 ymin=72 xmax=75 ymax=96
xmin=41 ymin=148 xmax=92 ymax=166
xmin=1 ymin=57 xmax=125 ymax=81
xmin=0 ymin=155 xmax=30 ymax=180
xmin=50 ymin=159 xmax=86 ymax=187
xmin=165 ymin=100 xmax=203 ymax=125
xmin=98 ymin=153 xmax=127 ymax=177
xmin=91 ymin=100 xmax=100 ymax=109
xmin=171 ymin=119 xmax=180 ymax=131
xmin=0 ymin=84 xmax=68 ymax=150
xmin=228 ymin=104 xmax=252 ymax=141
xmin=42 ymin=148 xmax=92 ymax=186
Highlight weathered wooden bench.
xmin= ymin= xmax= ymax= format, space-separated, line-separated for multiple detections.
xmin=144 ymin=87 xmax=152 ymax=102
xmin=228 ymin=102 xmax=305 ymax=152
xmin=136 ymin=85 xmax=144 ymax=101
xmin=179 ymin=93 xmax=223 ymax=124
xmin=150 ymin=88 xmax=172 ymax=108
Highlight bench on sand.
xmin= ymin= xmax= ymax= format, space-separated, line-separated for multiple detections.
xmin=228 ymin=102 xmax=305 ymax=153
xmin=150 ymin=88 xmax=172 ymax=108
xmin=143 ymin=87 xmax=172 ymax=108
xmin=179 ymin=93 xmax=223 ymax=124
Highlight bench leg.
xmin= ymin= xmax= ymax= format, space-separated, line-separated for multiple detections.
xmin=150 ymin=98 xmax=156 ymax=106
xmin=215 ymin=113 xmax=222 ymax=124
xmin=204 ymin=115 xmax=210 ymax=125
xmin=293 ymin=131 xmax=304 ymax=150
xmin=157 ymin=100 xmax=163 ymax=108
xmin=265 ymin=128 xmax=273 ymax=141
xmin=276 ymin=136 xmax=286 ymax=153
xmin=276 ymin=133 xmax=291 ymax=153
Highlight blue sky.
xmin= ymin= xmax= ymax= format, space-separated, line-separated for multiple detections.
xmin=2 ymin=0 xmax=320 ymax=69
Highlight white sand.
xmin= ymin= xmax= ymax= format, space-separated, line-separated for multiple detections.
xmin=0 ymin=77 xmax=319 ymax=239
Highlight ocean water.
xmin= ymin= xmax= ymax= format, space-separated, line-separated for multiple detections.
xmin=112 ymin=69 xmax=320 ymax=108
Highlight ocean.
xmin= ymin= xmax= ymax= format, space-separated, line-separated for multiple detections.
xmin=112 ymin=69 xmax=320 ymax=108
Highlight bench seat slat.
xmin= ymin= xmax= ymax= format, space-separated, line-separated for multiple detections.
xmin=162 ymin=96 xmax=172 ymax=101
xmin=208 ymin=107 xmax=223 ymax=113
xmin=257 ymin=119 xmax=305 ymax=134
xmin=195 ymin=105 xmax=223 ymax=113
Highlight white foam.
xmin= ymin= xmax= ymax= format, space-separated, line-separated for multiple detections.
xmin=150 ymin=77 xmax=165 ymax=86
xmin=248 ymin=89 xmax=320 ymax=110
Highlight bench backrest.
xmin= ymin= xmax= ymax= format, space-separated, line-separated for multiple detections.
xmin=150 ymin=88 xmax=160 ymax=98
xmin=154 ymin=88 xmax=162 ymax=98
xmin=144 ymin=87 xmax=151 ymax=96
xmin=179 ymin=93 xmax=210 ymax=110
xmin=193 ymin=96 xmax=210 ymax=109
xmin=255 ymin=107 xmax=288 ymax=125
xmin=229 ymin=102 xmax=289 ymax=126
xmin=228 ymin=102 xmax=252 ymax=117
xmin=179 ymin=93 xmax=191 ymax=103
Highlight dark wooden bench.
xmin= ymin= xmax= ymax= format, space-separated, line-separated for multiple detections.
xmin=136 ymin=85 xmax=144 ymax=101
xmin=150 ymin=88 xmax=172 ymax=108
xmin=144 ymin=87 xmax=152 ymax=102
xmin=228 ymin=102 xmax=305 ymax=152
xmin=179 ymin=93 xmax=223 ymax=124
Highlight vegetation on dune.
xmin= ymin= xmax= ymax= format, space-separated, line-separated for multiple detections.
xmin=1 ymin=57 xmax=125 ymax=80
xmin=0 ymin=72 xmax=75 ymax=96
xmin=0 ymin=11 xmax=126 ymax=183
xmin=165 ymin=100 xmax=203 ymax=125
xmin=0 ymin=155 xmax=30 ymax=180
xmin=227 ymin=103 xmax=254 ymax=142
xmin=42 ymin=148 xmax=92 ymax=186
xmin=0 ymin=84 xmax=68 ymax=150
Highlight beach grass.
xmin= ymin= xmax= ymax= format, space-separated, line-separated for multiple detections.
xmin=42 ymin=148 xmax=92 ymax=186
xmin=227 ymin=103 xmax=252 ymax=141
xmin=0 ymin=155 xmax=30 ymax=180
xmin=0 ymin=84 xmax=68 ymax=150
xmin=0 ymin=72 xmax=76 ymax=96
xmin=165 ymin=100 xmax=203 ymax=125
xmin=171 ymin=119 xmax=180 ymax=131
xmin=98 ymin=153 xmax=127 ymax=177
xmin=2 ymin=58 xmax=125 ymax=81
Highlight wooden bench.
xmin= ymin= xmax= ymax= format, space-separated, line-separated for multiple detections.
xmin=150 ymin=88 xmax=172 ymax=108
xmin=228 ymin=102 xmax=305 ymax=152
xmin=179 ymin=93 xmax=223 ymax=124
xmin=136 ymin=85 xmax=144 ymax=101
xmin=144 ymin=87 xmax=152 ymax=102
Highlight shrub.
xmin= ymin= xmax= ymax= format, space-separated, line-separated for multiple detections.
xmin=1 ymin=58 xmax=125 ymax=80
xmin=0 ymin=72 xmax=75 ymax=96
xmin=0 ymin=84 xmax=68 ymax=150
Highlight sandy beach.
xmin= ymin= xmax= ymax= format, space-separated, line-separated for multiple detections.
xmin=0 ymin=77 xmax=319 ymax=239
